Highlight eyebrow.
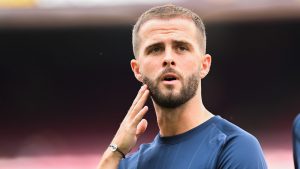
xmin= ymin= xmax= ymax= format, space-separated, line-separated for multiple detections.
xmin=172 ymin=40 xmax=192 ymax=47
xmin=143 ymin=39 xmax=193 ymax=54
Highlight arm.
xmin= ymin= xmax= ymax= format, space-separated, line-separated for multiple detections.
xmin=97 ymin=85 xmax=150 ymax=169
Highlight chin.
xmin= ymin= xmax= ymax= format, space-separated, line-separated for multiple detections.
xmin=161 ymin=88 xmax=180 ymax=97
xmin=160 ymin=82 xmax=181 ymax=90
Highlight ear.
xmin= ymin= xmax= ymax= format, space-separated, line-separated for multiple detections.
xmin=200 ymin=54 xmax=212 ymax=79
xmin=130 ymin=59 xmax=143 ymax=82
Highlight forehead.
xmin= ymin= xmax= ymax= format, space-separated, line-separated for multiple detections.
xmin=138 ymin=17 xmax=199 ymax=43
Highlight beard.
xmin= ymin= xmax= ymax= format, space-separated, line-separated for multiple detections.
xmin=142 ymin=68 xmax=199 ymax=108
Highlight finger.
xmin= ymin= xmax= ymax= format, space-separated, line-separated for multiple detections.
xmin=136 ymin=119 xmax=148 ymax=136
xmin=133 ymin=106 xmax=149 ymax=126
xmin=128 ymin=85 xmax=147 ymax=113
xmin=130 ymin=90 xmax=149 ymax=119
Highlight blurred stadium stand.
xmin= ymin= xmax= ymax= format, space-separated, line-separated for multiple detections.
xmin=0 ymin=1 xmax=300 ymax=169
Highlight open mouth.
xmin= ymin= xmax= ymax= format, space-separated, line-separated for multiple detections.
xmin=162 ymin=73 xmax=179 ymax=82
xmin=164 ymin=76 xmax=177 ymax=81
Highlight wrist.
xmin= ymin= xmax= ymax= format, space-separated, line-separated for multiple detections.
xmin=108 ymin=143 xmax=126 ymax=159
xmin=102 ymin=148 xmax=123 ymax=161
xmin=98 ymin=149 xmax=122 ymax=169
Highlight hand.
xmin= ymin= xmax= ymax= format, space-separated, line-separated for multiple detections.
xmin=111 ymin=84 xmax=150 ymax=155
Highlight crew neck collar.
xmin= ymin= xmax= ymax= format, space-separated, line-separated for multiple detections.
xmin=155 ymin=115 xmax=220 ymax=145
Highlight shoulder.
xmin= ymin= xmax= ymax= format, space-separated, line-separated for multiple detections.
xmin=213 ymin=116 xmax=268 ymax=169
xmin=213 ymin=116 xmax=264 ymax=156
xmin=212 ymin=116 xmax=250 ymax=136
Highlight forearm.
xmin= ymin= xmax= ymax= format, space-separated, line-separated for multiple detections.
xmin=97 ymin=148 xmax=123 ymax=169
xmin=97 ymin=85 xmax=149 ymax=169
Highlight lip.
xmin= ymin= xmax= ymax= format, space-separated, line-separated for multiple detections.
xmin=160 ymin=73 xmax=179 ymax=81
xmin=162 ymin=79 xmax=179 ymax=85
xmin=160 ymin=73 xmax=180 ymax=86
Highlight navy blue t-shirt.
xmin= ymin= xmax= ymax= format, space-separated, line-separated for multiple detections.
xmin=293 ymin=114 xmax=300 ymax=169
xmin=119 ymin=116 xmax=267 ymax=169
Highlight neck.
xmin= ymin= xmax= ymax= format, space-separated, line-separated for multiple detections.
xmin=153 ymin=92 xmax=213 ymax=137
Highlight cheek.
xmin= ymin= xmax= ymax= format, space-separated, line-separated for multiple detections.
xmin=179 ymin=58 xmax=200 ymax=73
xmin=139 ymin=58 xmax=161 ymax=76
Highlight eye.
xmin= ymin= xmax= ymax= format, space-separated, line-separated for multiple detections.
xmin=152 ymin=47 xmax=161 ymax=53
xmin=176 ymin=45 xmax=189 ymax=52
xmin=178 ymin=46 xmax=187 ymax=51
xmin=147 ymin=46 xmax=163 ymax=55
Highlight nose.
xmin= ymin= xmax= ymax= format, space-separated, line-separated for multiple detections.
xmin=162 ymin=49 xmax=175 ymax=67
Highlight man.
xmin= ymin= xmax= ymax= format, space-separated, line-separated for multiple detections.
xmin=294 ymin=114 xmax=300 ymax=169
xmin=98 ymin=4 xmax=267 ymax=169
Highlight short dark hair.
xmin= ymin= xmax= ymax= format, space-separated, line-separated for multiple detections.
xmin=132 ymin=4 xmax=206 ymax=57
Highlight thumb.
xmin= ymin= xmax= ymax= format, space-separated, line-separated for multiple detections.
xmin=136 ymin=119 xmax=148 ymax=137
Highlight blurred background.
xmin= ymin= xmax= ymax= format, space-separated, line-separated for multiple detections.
xmin=0 ymin=0 xmax=300 ymax=169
